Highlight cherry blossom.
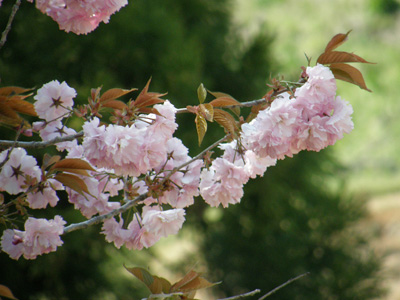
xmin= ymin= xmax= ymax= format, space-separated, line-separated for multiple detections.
xmin=0 ymin=148 xmax=41 ymax=195
xmin=34 ymin=120 xmax=78 ymax=152
xmin=28 ymin=0 xmax=128 ymax=35
xmin=142 ymin=207 xmax=186 ymax=238
xmin=101 ymin=216 xmax=159 ymax=250
xmin=241 ymin=92 xmax=300 ymax=160
xmin=199 ymin=157 xmax=249 ymax=208
xmin=26 ymin=179 xmax=63 ymax=209
xmin=33 ymin=80 xmax=76 ymax=122
xmin=67 ymin=175 xmax=122 ymax=218
xmin=1 ymin=216 xmax=66 ymax=260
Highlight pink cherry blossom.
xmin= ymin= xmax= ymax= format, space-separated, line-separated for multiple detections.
xmin=0 ymin=148 xmax=41 ymax=195
xmin=67 ymin=175 xmax=121 ymax=218
xmin=101 ymin=217 xmax=136 ymax=249
xmin=35 ymin=120 xmax=78 ymax=152
xmin=0 ymin=229 xmax=25 ymax=260
xmin=199 ymin=157 xmax=249 ymax=208
xmin=219 ymin=140 xmax=277 ymax=179
xmin=34 ymin=80 xmax=76 ymax=121
xmin=101 ymin=216 xmax=159 ymax=250
xmin=142 ymin=207 xmax=186 ymax=238
xmin=22 ymin=216 xmax=66 ymax=259
xmin=30 ymin=0 xmax=128 ymax=35
xmin=241 ymin=92 xmax=300 ymax=160
xmin=26 ymin=179 xmax=63 ymax=209
xmin=82 ymin=107 xmax=178 ymax=177
xmin=1 ymin=216 xmax=66 ymax=260
xmin=146 ymin=138 xmax=203 ymax=208
xmin=296 ymin=64 xmax=337 ymax=104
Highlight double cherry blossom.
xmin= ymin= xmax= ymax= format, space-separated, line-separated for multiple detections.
xmin=0 ymin=64 xmax=354 ymax=260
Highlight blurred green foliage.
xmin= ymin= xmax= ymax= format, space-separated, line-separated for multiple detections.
xmin=195 ymin=150 xmax=383 ymax=300
xmin=0 ymin=0 xmax=384 ymax=299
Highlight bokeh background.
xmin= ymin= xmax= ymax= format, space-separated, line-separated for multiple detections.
xmin=1 ymin=0 xmax=400 ymax=299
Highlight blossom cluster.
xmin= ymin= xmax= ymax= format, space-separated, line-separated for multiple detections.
xmin=0 ymin=0 xmax=128 ymax=35
xmin=0 ymin=64 xmax=354 ymax=260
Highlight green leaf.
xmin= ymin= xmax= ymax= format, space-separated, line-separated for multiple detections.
xmin=198 ymin=103 xmax=214 ymax=122
xmin=197 ymin=83 xmax=207 ymax=104
xmin=195 ymin=114 xmax=207 ymax=146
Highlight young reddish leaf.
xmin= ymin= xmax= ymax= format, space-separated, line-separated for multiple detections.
xmin=124 ymin=266 xmax=171 ymax=294
xmin=42 ymin=154 xmax=61 ymax=170
xmin=186 ymin=105 xmax=197 ymax=114
xmin=324 ymin=30 xmax=351 ymax=52
xmin=0 ymin=284 xmax=18 ymax=300
xmin=54 ymin=173 xmax=91 ymax=196
xmin=99 ymin=88 xmax=137 ymax=103
xmin=100 ymin=99 xmax=128 ymax=110
xmin=134 ymin=78 xmax=166 ymax=108
xmin=0 ymin=86 xmax=32 ymax=97
xmin=207 ymin=90 xmax=235 ymax=99
xmin=213 ymin=108 xmax=238 ymax=137
xmin=170 ymin=270 xmax=199 ymax=292
xmin=317 ymin=51 xmax=373 ymax=65
xmin=197 ymin=83 xmax=207 ymax=104
xmin=0 ymin=104 xmax=22 ymax=126
xmin=90 ymin=87 xmax=102 ymax=102
xmin=330 ymin=63 xmax=372 ymax=92
xmin=209 ymin=97 xmax=241 ymax=108
xmin=137 ymin=107 xmax=162 ymax=115
xmin=5 ymin=98 xmax=37 ymax=117
xmin=135 ymin=94 xmax=166 ymax=108
xmin=208 ymin=93 xmax=241 ymax=116
xmin=195 ymin=114 xmax=207 ymax=146
xmin=171 ymin=270 xmax=218 ymax=294
xmin=198 ymin=103 xmax=214 ymax=122
xmin=50 ymin=158 xmax=96 ymax=172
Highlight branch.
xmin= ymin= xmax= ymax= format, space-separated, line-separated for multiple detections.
xmin=63 ymin=193 xmax=148 ymax=234
xmin=164 ymin=134 xmax=229 ymax=181
xmin=0 ymin=131 xmax=84 ymax=149
xmin=0 ymin=0 xmax=22 ymax=51
xmin=175 ymin=98 xmax=266 ymax=114
xmin=217 ymin=289 xmax=261 ymax=300
xmin=258 ymin=272 xmax=310 ymax=300
xmin=63 ymin=135 xmax=229 ymax=235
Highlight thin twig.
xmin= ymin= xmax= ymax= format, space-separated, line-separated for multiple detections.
xmin=217 ymin=289 xmax=261 ymax=300
xmin=175 ymin=99 xmax=266 ymax=114
xmin=0 ymin=122 xmax=24 ymax=168
xmin=163 ymin=134 xmax=229 ymax=182
xmin=0 ymin=0 xmax=22 ymax=51
xmin=258 ymin=272 xmax=310 ymax=300
xmin=0 ymin=131 xmax=84 ymax=149
xmin=63 ymin=193 xmax=148 ymax=234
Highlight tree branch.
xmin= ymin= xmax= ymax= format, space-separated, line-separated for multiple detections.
xmin=164 ymin=134 xmax=229 ymax=181
xmin=217 ymin=289 xmax=261 ymax=300
xmin=63 ymin=135 xmax=229 ymax=235
xmin=0 ymin=131 xmax=84 ymax=149
xmin=258 ymin=272 xmax=310 ymax=300
xmin=63 ymin=193 xmax=148 ymax=234
xmin=0 ymin=0 xmax=22 ymax=51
